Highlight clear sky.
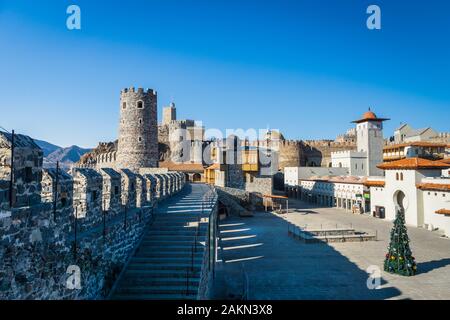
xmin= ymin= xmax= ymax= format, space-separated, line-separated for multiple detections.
xmin=0 ymin=0 xmax=449 ymax=148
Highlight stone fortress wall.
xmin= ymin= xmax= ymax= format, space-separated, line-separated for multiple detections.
xmin=0 ymin=146 xmax=186 ymax=299
xmin=244 ymin=137 xmax=356 ymax=171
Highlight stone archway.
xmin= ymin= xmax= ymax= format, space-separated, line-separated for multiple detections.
xmin=192 ymin=173 xmax=202 ymax=182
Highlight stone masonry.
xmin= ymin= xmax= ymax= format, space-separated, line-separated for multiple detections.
xmin=116 ymin=87 xmax=159 ymax=170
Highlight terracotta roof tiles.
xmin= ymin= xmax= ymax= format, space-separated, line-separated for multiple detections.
xmin=377 ymin=158 xmax=450 ymax=170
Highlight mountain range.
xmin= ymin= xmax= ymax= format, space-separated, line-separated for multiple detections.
xmin=33 ymin=139 xmax=92 ymax=170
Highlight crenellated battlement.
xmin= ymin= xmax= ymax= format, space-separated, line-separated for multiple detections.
xmin=121 ymin=87 xmax=156 ymax=96
xmin=0 ymin=164 xmax=187 ymax=300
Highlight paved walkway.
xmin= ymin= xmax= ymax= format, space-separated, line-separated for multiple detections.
xmin=212 ymin=199 xmax=450 ymax=300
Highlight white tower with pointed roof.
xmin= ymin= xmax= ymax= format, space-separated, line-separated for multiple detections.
xmin=352 ymin=108 xmax=389 ymax=176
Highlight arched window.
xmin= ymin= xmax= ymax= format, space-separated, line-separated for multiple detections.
xmin=137 ymin=101 xmax=144 ymax=109
xmin=396 ymin=172 xmax=399 ymax=180
xmin=400 ymin=172 xmax=404 ymax=181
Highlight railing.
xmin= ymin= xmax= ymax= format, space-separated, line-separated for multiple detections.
xmin=241 ymin=263 xmax=249 ymax=300
xmin=71 ymin=205 xmax=151 ymax=258
xmin=106 ymin=205 xmax=156 ymax=299
xmin=186 ymin=184 xmax=219 ymax=299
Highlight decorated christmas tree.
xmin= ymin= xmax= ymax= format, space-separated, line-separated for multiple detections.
xmin=384 ymin=208 xmax=417 ymax=276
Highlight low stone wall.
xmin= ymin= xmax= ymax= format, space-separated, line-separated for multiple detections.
xmin=215 ymin=187 xmax=264 ymax=215
xmin=197 ymin=192 xmax=218 ymax=300
xmin=0 ymin=175 xmax=186 ymax=300
xmin=245 ymin=176 xmax=273 ymax=196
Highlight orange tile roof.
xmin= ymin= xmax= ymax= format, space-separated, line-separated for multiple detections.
xmin=441 ymin=158 xmax=450 ymax=164
xmin=263 ymin=194 xmax=288 ymax=199
xmin=435 ymin=209 xmax=450 ymax=215
xmin=365 ymin=180 xmax=386 ymax=187
xmin=205 ymin=163 xmax=220 ymax=170
xmin=159 ymin=161 xmax=205 ymax=172
xmin=384 ymin=141 xmax=448 ymax=151
xmin=416 ymin=183 xmax=450 ymax=192
xmin=377 ymin=158 xmax=450 ymax=170
xmin=300 ymin=176 xmax=367 ymax=185
xmin=352 ymin=109 xmax=389 ymax=124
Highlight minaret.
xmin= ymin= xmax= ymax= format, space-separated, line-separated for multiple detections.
xmin=352 ymin=108 xmax=389 ymax=176
xmin=116 ymin=87 xmax=158 ymax=170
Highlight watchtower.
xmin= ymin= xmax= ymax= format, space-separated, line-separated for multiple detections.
xmin=117 ymin=87 xmax=158 ymax=170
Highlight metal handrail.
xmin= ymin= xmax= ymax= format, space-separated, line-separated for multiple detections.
xmin=241 ymin=263 xmax=249 ymax=300
xmin=106 ymin=207 xmax=155 ymax=299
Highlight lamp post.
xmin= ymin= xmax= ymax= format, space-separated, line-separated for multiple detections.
xmin=53 ymin=161 xmax=59 ymax=222
xmin=73 ymin=203 xmax=78 ymax=260
xmin=9 ymin=130 xmax=14 ymax=208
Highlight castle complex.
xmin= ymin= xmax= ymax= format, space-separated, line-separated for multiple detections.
xmin=79 ymin=89 xmax=207 ymax=172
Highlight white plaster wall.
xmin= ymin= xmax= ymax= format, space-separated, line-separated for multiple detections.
xmin=421 ymin=180 xmax=450 ymax=237
xmin=284 ymin=167 xmax=299 ymax=186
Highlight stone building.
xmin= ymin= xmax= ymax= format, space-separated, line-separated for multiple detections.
xmin=116 ymin=87 xmax=159 ymax=170
xmin=0 ymin=131 xmax=43 ymax=208
xmin=205 ymin=136 xmax=275 ymax=196
xmin=162 ymin=102 xmax=176 ymax=125
xmin=158 ymin=102 xmax=207 ymax=164
xmin=383 ymin=141 xmax=449 ymax=163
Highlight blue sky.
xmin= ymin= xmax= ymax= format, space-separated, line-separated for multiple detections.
xmin=0 ymin=0 xmax=449 ymax=148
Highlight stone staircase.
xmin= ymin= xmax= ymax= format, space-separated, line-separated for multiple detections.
xmin=110 ymin=184 xmax=213 ymax=300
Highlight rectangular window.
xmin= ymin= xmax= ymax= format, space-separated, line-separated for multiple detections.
xmin=115 ymin=186 xmax=119 ymax=195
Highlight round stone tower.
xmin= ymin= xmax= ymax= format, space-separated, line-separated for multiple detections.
xmin=116 ymin=87 xmax=158 ymax=170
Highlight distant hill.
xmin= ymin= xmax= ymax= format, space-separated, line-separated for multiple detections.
xmin=33 ymin=139 xmax=92 ymax=170
xmin=33 ymin=139 xmax=61 ymax=157
xmin=45 ymin=145 xmax=92 ymax=170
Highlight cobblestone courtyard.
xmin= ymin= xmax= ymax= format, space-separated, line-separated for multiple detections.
xmin=212 ymin=199 xmax=450 ymax=300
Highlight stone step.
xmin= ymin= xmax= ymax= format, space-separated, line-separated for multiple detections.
xmin=123 ymin=269 xmax=200 ymax=278
xmin=144 ymin=235 xmax=202 ymax=241
xmin=140 ymin=240 xmax=203 ymax=246
xmin=114 ymin=285 xmax=198 ymax=295
xmin=130 ymin=256 xmax=203 ymax=265
xmin=119 ymin=276 xmax=200 ymax=287
xmin=127 ymin=262 xmax=202 ymax=271
xmin=134 ymin=251 xmax=204 ymax=259
xmin=108 ymin=184 xmax=214 ymax=300
xmin=111 ymin=293 xmax=197 ymax=300
xmin=146 ymin=230 xmax=207 ymax=236
xmin=136 ymin=245 xmax=204 ymax=253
